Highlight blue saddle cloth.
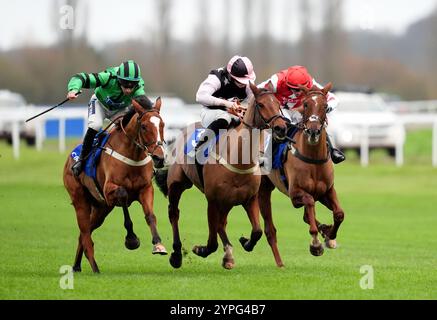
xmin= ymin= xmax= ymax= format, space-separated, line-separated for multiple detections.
xmin=272 ymin=126 xmax=299 ymax=170
xmin=70 ymin=131 xmax=110 ymax=180
xmin=184 ymin=128 xmax=221 ymax=158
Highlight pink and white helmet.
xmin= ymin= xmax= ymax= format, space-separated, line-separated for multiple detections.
xmin=226 ymin=55 xmax=256 ymax=85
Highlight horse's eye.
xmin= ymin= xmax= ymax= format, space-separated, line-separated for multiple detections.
xmin=141 ymin=124 xmax=146 ymax=130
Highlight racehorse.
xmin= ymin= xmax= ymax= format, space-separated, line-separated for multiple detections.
xmin=155 ymin=82 xmax=289 ymax=269
xmin=63 ymin=96 xmax=167 ymax=273
xmin=258 ymin=83 xmax=345 ymax=266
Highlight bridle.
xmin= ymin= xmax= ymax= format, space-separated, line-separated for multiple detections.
xmin=243 ymin=91 xmax=289 ymax=130
xmin=299 ymin=91 xmax=328 ymax=135
xmin=119 ymin=109 xmax=164 ymax=156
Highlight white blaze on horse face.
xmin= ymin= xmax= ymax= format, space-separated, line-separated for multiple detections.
xmin=150 ymin=116 xmax=162 ymax=141
xmin=150 ymin=115 xmax=165 ymax=156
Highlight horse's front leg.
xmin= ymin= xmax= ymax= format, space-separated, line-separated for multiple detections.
xmin=167 ymin=182 xmax=187 ymax=268
xmin=319 ymin=186 xmax=345 ymax=249
xmin=104 ymin=182 xmax=140 ymax=250
xmin=292 ymin=189 xmax=324 ymax=256
xmin=192 ymin=201 xmax=219 ymax=259
xmin=239 ymin=195 xmax=263 ymax=253
xmin=216 ymin=206 xmax=234 ymax=269
xmin=139 ymin=185 xmax=167 ymax=255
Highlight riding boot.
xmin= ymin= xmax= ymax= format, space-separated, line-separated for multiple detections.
xmin=194 ymin=119 xmax=229 ymax=157
xmin=72 ymin=128 xmax=98 ymax=177
xmin=327 ymin=134 xmax=346 ymax=164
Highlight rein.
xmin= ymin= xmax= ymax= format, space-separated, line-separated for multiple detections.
xmin=119 ymin=110 xmax=164 ymax=156
xmin=243 ymin=91 xmax=288 ymax=130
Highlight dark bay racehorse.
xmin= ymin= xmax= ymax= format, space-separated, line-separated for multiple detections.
xmin=259 ymin=83 xmax=345 ymax=266
xmin=155 ymin=82 xmax=288 ymax=269
xmin=63 ymin=97 xmax=167 ymax=273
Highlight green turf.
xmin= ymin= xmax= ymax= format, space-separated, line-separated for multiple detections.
xmin=0 ymin=131 xmax=436 ymax=300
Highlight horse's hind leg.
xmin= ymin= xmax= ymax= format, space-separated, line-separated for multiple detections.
xmin=73 ymin=205 xmax=111 ymax=273
xmin=257 ymin=177 xmax=284 ymax=267
xmin=73 ymin=202 xmax=100 ymax=273
xmin=319 ymin=186 xmax=345 ymax=249
xmin=139 ymin=185 xmax=167 ymax=255
xmin=193 ymin=201 xmax=219 ymax=258
xmin=239 ymin=195 xmax=263 ymax=253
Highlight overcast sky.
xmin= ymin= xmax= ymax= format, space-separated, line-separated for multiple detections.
xmin=0 ymin=0 xmax=436 ymax=50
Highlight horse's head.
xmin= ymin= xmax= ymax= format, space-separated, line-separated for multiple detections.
xmin=299 ymin=82 xmax=332 ymax=145
xmin=248 ymin=81 xmax=288 ymax=141
xmin=131 ymin=96 xmax=166 ymax=168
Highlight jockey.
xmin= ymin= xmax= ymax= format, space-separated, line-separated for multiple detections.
xmin=193 ymin=55 xmax=256 ymax=155
xmin=67 ymin=60 xmax=153 ymax=177
xmin=258 ymin=65 xmax=345 ymax=164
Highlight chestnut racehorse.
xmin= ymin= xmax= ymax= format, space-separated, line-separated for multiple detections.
xmin=155 ymin=82 xmax=289 ymax=269
xmin=63 ymin=97 xmax=167 ymax=273
xmin=258 ymin=83 xmax=345 ymax=266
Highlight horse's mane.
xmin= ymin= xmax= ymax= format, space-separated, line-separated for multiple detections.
xmin=134 ymin=95 xmax=154 ymax=111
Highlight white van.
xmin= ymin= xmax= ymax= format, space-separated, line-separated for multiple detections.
xmin=0 ymin=90 xmax=36 ymax=145
xmin=328 ymin=91 xmax=405 ymax=157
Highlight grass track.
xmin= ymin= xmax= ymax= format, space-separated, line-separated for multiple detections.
xmin=0 ymin=130 xmax=436 ymax=300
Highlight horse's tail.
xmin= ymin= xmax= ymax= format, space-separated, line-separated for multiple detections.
xmin=154 ymin=167 xmax=169 ymax=197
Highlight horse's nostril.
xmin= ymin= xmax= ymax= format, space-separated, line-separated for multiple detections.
xmin=274 ymin=126 xmax=286 ymax=134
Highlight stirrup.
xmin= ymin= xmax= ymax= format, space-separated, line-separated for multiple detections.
xmin=71 ymin=160 xmax=84 ymax=177
xmin=331 ymin=149 xmax=345 ymax=164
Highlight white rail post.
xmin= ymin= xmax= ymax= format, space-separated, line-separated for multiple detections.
xmin=395 ymin=124 xmax=404 ymax=167
xmin=12 ymin=120 xmax=20 ymax=159
xmin=433 ymin=120 xmax=437 ymax=167
xmin=59 ymin=117 xmax=66 ymax=153
xmin=360 ymin=124 xmax=369 ymax=167
xmin=35 ymin=119 xmax=44 ymax=151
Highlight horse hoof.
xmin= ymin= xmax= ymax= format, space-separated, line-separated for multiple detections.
xmin=169 ymin=252 xmax=183 ymax=269
xmin=152 ymin=243 xmax=168 ymax=255
xmin=325 ymin=238 xmax=337 ymax=249
xmin=222 ymin=259 xmax=235 ymax=270
xmin=239 ymin=237 xmax=252 ymax=252
xmin=309 ymin=243 xmax=324 ymax=256
xmin=72 ymin=266 xmax=81 ymax=273
xmin=125 ymin=237 xmax=140 ymax=250
xmin=192 ymin=245 xmax=209 ymax=258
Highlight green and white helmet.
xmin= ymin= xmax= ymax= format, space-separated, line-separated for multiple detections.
xmin=117 ymin=60 xmax=141 ymax=82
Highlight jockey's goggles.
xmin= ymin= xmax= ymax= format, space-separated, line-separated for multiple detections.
xmin=118 ymin=78 xmax=139 ymax=89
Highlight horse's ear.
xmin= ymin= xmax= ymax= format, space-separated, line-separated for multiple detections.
xmin=132 ymin=99 xmax=144 ymax=114
xmin=153 ymin=97 xmax=162 ymax=113
xmin=322 ymin=82 xmax=333 ymax=95
xmin=249 ymin=82 xmax=260 ymax=96
xmin=265 ymin=80 xmax=274 ymax=92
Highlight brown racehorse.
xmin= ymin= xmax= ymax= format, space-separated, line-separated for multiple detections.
xmin=258 ymin=83 xmax=345 ymax=266
xmin=63 ymin=97 xmax=167 ymax=273
xmin=155 ymin=82 xmax=289 ymax=269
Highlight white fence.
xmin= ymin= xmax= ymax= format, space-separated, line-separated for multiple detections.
xmin=1 ymin=105 xmax=437 ymax=167
xmin=0 ymin=106 xmax=87 ymax=159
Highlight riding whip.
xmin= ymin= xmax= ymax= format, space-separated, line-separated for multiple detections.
xmin=25 ymin=91 xmax=82 ymax=123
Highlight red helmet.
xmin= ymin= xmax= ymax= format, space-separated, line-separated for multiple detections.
xmin=286 ymin=66 xmax=313 ymax=89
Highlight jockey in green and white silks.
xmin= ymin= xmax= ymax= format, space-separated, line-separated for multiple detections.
xmin=67 ymin=60 xmax=153 ymax=177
